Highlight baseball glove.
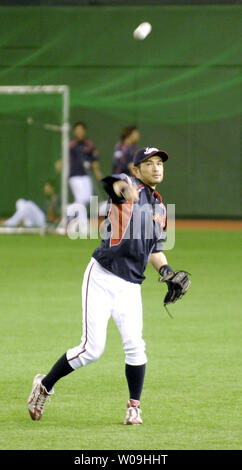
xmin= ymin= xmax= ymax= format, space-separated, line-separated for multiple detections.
xmin=159 ymin=270 xmax=191 ymax=305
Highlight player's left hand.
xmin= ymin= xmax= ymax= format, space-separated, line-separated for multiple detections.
xmin=159 ymin=270 xmax=191 ymax=305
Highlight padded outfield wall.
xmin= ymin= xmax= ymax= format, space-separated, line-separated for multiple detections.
xmin=0 ymin=5 xmax=241 ymax=217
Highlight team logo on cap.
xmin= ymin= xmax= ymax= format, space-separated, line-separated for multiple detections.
xmin=144 ymin=147 xmax=158 ymax=155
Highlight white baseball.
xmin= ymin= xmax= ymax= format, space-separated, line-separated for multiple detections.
xmin=133 ymin=22 xmax=152 ymax=41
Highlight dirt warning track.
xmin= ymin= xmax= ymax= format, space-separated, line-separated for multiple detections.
xmin=175 ymin=220 xmax=242 ymax=231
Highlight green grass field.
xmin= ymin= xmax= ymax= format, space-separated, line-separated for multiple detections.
xmin=0 ymin=231 xmax=241 ymax=450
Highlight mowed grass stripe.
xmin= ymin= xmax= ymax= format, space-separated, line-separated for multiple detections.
xmin=0 ymin=232 xmax=241 ymax=450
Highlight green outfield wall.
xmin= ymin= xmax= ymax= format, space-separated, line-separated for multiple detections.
xmin=0 ymin=5 xmax=241 ymax=217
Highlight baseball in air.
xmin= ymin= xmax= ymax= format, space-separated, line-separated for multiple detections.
xmin=133 ymin=22 xmax=152 ymax=40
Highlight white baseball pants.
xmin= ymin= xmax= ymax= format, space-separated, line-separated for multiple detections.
xmin=67 ymin=258 xmax=147 ymax=369
xmin=69 ymin=175 xmax=93 ymax=206
xmin=4 ymin=199 xmax=46 ymax=227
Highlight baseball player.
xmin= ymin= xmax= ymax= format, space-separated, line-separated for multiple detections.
xmin=68 ymin=122 xmax=103 ymax=203
xmin=4 ymin=199 xmax=45 ymax=228
xmin=112 ymin=125 xmax=140 ymax=176
xmin=3 ymin=181 xmax=59 ymax=228
xmin=27 ymin=146 xmax=191 ymax=425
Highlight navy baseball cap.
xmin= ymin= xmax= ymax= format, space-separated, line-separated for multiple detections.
xmin=133 ymin=147 xmax=169 ymax=167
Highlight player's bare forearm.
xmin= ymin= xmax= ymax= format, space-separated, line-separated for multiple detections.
xmin=91 ymin=161 xmax=103 ymax=181
xmin=149 ymin=252 xmax=168 ymax=272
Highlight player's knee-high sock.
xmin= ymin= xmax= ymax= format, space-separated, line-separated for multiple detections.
xmin=41 ymin=353 xmax=74 ymax=393
xmin=125 ymin=364 xmax=146 ymax=401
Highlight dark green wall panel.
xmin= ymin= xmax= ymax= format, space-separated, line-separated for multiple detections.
xmin=0 ymin=5 xmax=241 ymax=217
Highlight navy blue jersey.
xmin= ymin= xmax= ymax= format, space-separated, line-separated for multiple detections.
xmin=69 ymin=139 xmax=99 ymax=177
xmin=112 ymin=142 xmax=137 ymax=176
xmin=92 ymin=174 xmax=167 ymax=284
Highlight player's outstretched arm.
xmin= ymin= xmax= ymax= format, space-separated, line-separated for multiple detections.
xmin=91 ymin=161 xmax=103 ymax=181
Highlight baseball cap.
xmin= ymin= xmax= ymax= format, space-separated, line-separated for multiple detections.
xmin=133 ymin=147 xmax=169 ymax=167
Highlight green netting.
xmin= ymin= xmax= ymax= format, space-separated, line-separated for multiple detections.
xmin=0 ymin=93 xmax=62 ymax=216
xmin=0 ymin=5 xmax=241 ymax=217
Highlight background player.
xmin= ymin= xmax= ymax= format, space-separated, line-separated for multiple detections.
xmin=68 ymin=121 xmax=103 ymax=203
xmin=112 ymin=125 xmax=140 ymax=176
xmin=4 ymin=180 xmax=60 ymax=228
xmin=27 ymin=146 xmax=190 ymax=425
xmin=43 ymin=180 xmax=61 ymax=225
xmin=4 ymin=198 xmax=45 ymax=228
xmin=56 ymin=121 xmax=103 ymax=231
